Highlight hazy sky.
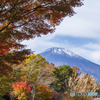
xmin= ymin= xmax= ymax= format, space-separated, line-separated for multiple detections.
xmin=22 ymin=0 xmax=100 ymax=65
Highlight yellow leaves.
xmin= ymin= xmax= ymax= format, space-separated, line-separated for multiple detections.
xmin=64 ymin=91 xmax=68 ymax=94
xmin=0 ymin=74 xmax=12 ymax=95
xmin=71 ymin=66 xmax=81 ymax=77
xmin=31 ymin=3 xmax=35 ymax=8
xmin=0 ymin=22 xmax=9 ymax=33
xmin=50 ymin=19 xmax=57 ymax=26
xmin=11 ymin=54 xmax=55 ymax=85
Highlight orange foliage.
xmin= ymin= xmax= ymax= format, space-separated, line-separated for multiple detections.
xmin=35 ymin=83 xmax=54 ymax=100
xmin=12 ymin=81 xmax=32 ymax=100
xmin=12 ymin=81 xmax=54 ymax=100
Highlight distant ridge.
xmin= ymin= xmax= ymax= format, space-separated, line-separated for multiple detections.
xmin=40 ymin=47 xmax=100 ymax=83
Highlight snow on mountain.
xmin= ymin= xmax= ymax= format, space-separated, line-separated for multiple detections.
xmin=40 ymin=47 xmax=100 ymax=83
xmin=43 ymin=47 xmax=76 ymax=56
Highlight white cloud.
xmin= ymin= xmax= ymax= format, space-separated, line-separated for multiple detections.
xmin=54 ymin=0 xmax=100 ymax=39
xmin=82 ymin=43 xmax=100 ymax=50
xmin=70 ymin=44 xmax=100 ymax=65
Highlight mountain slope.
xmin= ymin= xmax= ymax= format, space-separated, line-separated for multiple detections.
xmin=40 ymin=47 xmax=100 ymax=83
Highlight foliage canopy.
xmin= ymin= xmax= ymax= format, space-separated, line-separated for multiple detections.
xmin=0 ymin=0 xmax=83 ymax=76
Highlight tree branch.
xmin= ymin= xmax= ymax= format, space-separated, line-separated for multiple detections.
xmin=0 ymin=22 xmax=11 ymax=33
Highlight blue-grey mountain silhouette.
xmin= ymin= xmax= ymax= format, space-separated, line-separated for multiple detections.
xmin=40 ymin=47 xmax=100 ymax=83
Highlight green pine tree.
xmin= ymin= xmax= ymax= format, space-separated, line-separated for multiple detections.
xmin=50 ymin=65 xmax=73 ymax=100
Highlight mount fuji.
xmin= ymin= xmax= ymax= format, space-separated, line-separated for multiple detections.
xmin=40 ymin=47 xmax=100 ymax=83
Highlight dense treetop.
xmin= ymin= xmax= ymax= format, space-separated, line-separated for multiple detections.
xmin=0 ymin=0 xmax=83 ymax=76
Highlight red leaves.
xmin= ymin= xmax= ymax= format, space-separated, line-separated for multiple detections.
xmin=51 ymin=12 xmax=63 ymax=25
xmin=12 ymin=81 xmax=32 ymax=100
xmin=0 ymin=42 xmax=10 ymax=56
xmin=12 ymin=81 xmax=54 ymax=100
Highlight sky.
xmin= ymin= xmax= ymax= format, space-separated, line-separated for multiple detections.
xmin=22 ymin=0 xmax=100 ymax=65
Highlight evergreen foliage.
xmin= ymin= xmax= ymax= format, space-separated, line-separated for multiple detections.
xmin=50 ymin=65 xmax=73 ymax=100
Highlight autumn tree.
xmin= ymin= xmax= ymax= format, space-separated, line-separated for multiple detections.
xmin=35 ymin=83 xmax=54 ymax=100
xmin=0 ymin=53 xmax=55 ymax=100
xmin=12 ymin=54 xmax=55 ymax=84
xmin=12 ymin=81 xmax=32 ymax=100
xmin=11 ymin=54 xmax=55 ymax=99
xmin=0 ymin=0 xmax=83 ymax=76
xmin=12 ymin=54 xmax=55 ymax=100
xmin=12 ymin=82 xmax=54 ymax=100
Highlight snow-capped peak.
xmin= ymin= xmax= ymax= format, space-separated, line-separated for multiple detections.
xmin=62 ymin=49 xmax=78 ymax=57
xmin=43 ymin=47 xmax=78 ymax=57
xmin=53 ymin=48 xmax=62 ymax=54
